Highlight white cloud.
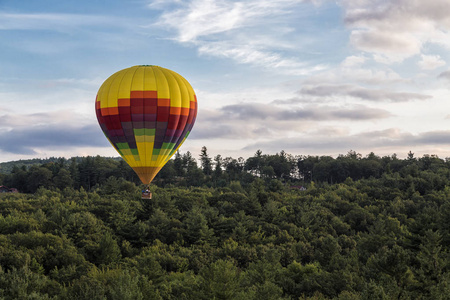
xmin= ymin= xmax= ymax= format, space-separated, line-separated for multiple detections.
xmin=154 ymin=0 xmax=299 ymax=42
xmin=418 ymin=54 xmax=446 ymax=70
xmin=151 ymin=0 xmax=323 ymax=74
xmin=0 ymin=76 xmax=101 ymax=117
xmin=342 ymin=0 xmax=450 ymax=63
xmin=340 ymin=55 xmax=366 ymax=67
xmin=197 ymin=42 xmax=327 ymax=75
xmin=157 ymin=0 xmax=244 ymax=42
xmin=0 ymin=110 xmax=96 ymax=134
xmin=350 ymin=30 xmax=422 ymax=63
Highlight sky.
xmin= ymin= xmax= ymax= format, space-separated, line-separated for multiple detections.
xmin=1 ymin=0 xmax=450 ymax=163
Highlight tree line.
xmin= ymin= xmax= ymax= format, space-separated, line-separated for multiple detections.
xmin=0 ymin=148 xmax=450 ymax=298
xmin=2 ymin=148 xmax=447 ymax=193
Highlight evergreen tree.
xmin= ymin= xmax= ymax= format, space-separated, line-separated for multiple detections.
xmin=173 ymin=151 xmax=185 ymax=177
xmin=199 ymin=146 xmax=213 ymax=176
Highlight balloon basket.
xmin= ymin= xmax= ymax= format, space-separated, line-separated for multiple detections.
xmin=141 ymin=190 xmax=152 ymax=200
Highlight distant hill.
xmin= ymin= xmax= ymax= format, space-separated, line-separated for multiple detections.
xmin=0 ymin=158 xmax=61 ymax=174
xmin=0 ymin=156 xmax=121 ymax=174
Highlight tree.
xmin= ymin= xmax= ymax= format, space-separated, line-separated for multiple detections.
xmin=173 ymin=151 xmax=185 ymax=177
xmin=266 ymin=151 xmax=293 ymax=180
xmin=245 ymin=150 xmax=265 ymax=177
xmin=28 ymin=166 xmax=53 ymax=192
xmin=185 ymin=207 xmax=214 ymax=244
xmin=416 ymin=230 xmax=444 ymax=287
xmin=53 ymin=168 xmax=74 ymax=190
xmin=199 ymin=146 xmax=213 ymax=176
xmin=155 ymin=160 xmax=176 ymax=185
xmin=298 ymin=156 xmax=318 ymax=182
xmin=366 ymin=245 xmax=416 ymax=299
xmin=96 ymin=232 xmax=121 ymax=266
xmin=6 ymin=165 xmax=28 ymax=192
xmin=69 ymin=157 xmax=80 ymax=188
xmin=198 ymin=260 xmax=246 ymax=299
xmin=183 ymin=151 xmax=196 ymax=169
xmin=223 ymin=157 xmax=243 ymax=181
xmin=212 ymin=155 xmax=228 ymax=187
xmin=0 ymin=266 xmax=62 ymax=299
xmin=67 ymin=268 xmax=148 ymax=300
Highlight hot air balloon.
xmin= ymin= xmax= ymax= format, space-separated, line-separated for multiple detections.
xmin=95 ymin=65 xmax=197 ymax=198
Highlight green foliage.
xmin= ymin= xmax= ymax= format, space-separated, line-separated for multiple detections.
xmin=2 ymin=150 xmax=450 ymax=298
xmin=66 ymin=267 xmax=150 ymax=300
xmin=198 ymin=259 xmax=248 ymax=299
xmin=0 ymin=266 xmax=61 ymax=299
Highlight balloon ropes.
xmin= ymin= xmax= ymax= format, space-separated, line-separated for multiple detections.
xmin=95 ymin=65 xmax=198 ymax=198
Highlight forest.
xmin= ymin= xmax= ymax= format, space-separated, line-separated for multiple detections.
xmin=0 ymin=148 xmax=450 ymax=299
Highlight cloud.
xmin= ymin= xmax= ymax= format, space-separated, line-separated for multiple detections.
xmin=197 ymin=42 xmax=326 ymax=75
xmin=219 ymin=103 xmax=391 ymax=121
xmin=350 ymin=30 xmax=421 ymax=63
xmin=340 ymin=55 xmax=367 ymax=67
xmin=153 ymin=0 xmax=303 ymax=42
xmin=298 ymin=84 xmax=431 ymax=102
xmin=298 ymin=59 xmax=408 ymax=89
xmin=0 ymin=110 xmax=107 ymax=154
xmin=150 ymin=0 xmax=324 ymax=74
xmin=438 ymin=70 xmax=450 ymax=80
xmin=243 ymin=128 xmax=450 ymax=155
xmin=414 ymin=131 xmax=450 ymax=145
xmin=342 ymin=0 xmax=450 ymax=63
xmin=0 ymin=124 xmax=106 ymax=155
xmin=0 ymin=111 xmax=76 ymax=128
xmin=418 ymin=54 xmax=446 ymax=70
xmin=190 ymin=102 xmax=391 ymax=140
xmin=156 ymin=0 xmax=247 ymax=43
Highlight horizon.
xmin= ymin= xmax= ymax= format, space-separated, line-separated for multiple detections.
xmin=0 ymin=148 xmax=445 ymax=166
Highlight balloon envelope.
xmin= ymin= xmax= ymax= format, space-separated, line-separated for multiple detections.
xmin=95 ymin=65 xmax=197 ymax=184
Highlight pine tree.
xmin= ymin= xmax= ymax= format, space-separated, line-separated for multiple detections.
xmin=199 ymin=146 xmax=212 ymax=176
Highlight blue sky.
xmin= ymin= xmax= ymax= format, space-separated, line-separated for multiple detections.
xmin=1 ymin=0 xmax=450 ymax=162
